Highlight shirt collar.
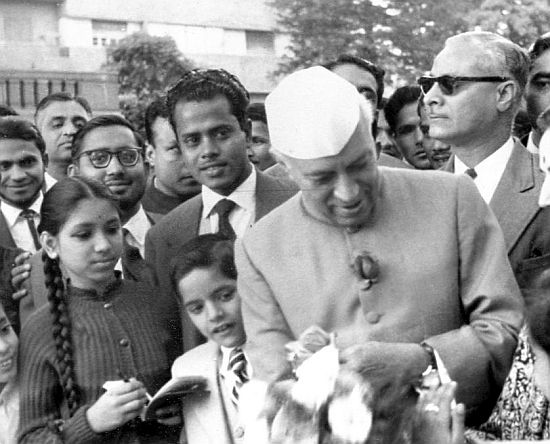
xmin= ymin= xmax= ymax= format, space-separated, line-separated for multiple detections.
xmin=123 ymin=204 xmax=151 ymax=247
xmin=201 ymin=167 xmax=256 ymax=218
xmin=1 ymin=193 xmax=43 ymax=228
xmin=454 ymin=137 xmax=514 ymax=175
xmin=526 ymin=131 xmax=539 ymax=154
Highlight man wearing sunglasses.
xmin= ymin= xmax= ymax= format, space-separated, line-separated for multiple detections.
xmin=421 ymin=31 xmax=550 ymax=290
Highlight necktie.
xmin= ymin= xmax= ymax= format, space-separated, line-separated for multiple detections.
xmin=212 ymin=199 xmax=236 ymax=240
xmin=228 ymin=347 xmax=249 ymax=407
xmin=20 ymin=209 xmax=41 ymax=251
xmin=464 ymin=168 xmax=477 ymax=179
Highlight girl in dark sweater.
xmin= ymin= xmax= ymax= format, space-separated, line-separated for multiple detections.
xmin=18 ymin=177 xmax=180 ymax=443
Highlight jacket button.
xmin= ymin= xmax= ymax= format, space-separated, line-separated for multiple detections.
xmin=234 ymin=426 xmax=244 ymax=438
xmin=119 ymin=338 xmax=129 ymax=347
xmin=365 ymin=312 xmax=381 ymax=324
xmin=104 ymin=302 xmax=112 ymax=309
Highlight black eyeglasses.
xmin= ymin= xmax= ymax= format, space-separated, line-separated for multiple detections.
xmin=75 ymin=148 xmax=142 ymax=168
xmin=417 ymin=75 xmax=511 ymax=96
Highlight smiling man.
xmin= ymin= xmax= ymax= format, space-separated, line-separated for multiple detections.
xmin=34 ymin=92 xmax=92 ymax=184
xmin=422 ymin=31 xmax=550 ymax=288
xmin=0 ymin=117 xmax=47 ymax=253
xmin=236 ymin=66 xmax=524 ymax=424
xmin=145 ymin=69 xmax=297 ymax=352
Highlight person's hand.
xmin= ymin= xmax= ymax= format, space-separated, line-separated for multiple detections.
xmin=339 ymin=341 xmax=430 ymax=381
xmin=10 ymin=251 xmax=31 ymax=301
xmin=413 ymin=381 xmax=465 ymax=444
xmin=86 ymin=378 xmax=148 ymax=433
xmin=154 ymin=403 xmax=182 ymax=426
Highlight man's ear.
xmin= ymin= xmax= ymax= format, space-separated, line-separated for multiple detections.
xmin=67 ymin=163 xmax=78 ymax=177
xmin=40 ymin=231 xmax=58 ymax=259
xmin=496 ymin=80 xmax=517 ymax=113
xmin=145 ymin=143 xmax=155 ymax=167
xmin=244 ymin=118 xmax=252 ymax=144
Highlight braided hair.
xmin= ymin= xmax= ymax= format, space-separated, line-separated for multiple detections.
xmin=38 ymin=176 xmax=120 ymax=415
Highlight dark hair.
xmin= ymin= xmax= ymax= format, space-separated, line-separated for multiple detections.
xmin=324 ymin=55 xmax=385 ymax=109
xmin=0 ymin=104 xmax=18 ymax=117
xmin=144 ymin=95 xmax=170 ymax=146
xmin=0 ymin=116 xmax=47 ymax=158
xmin=247 ymin=102 xmax=267 ymax=125
xmin=529 ymin=32 xmax=550 ymax=68
xmin=34 ymin=92 xmax=92 ymax=122
xmin=170 ymin=234 xmax=236 ymax=292
xmin=166 ymin=69 xmax=250 ymax=134
xmin=384 ymin=86 xmax=422 ymax=134
xmin=38 ymin=176 xmax=120 ymax=415
xmin=71 ymin=114 xmax=145 ymax=159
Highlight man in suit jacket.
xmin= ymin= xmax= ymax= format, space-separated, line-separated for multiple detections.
xmin=17 ymin=116 xmax=160 ymax=327
xmin=422 ymin=31 xmax=550 ymax=287
xmin=236 ymin=66 xmax=523 ymax=424
xmin=145 ymin=69 xmax=297 ymax=352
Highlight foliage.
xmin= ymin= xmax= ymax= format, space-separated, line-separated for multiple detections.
xmin=270 ymin=0 xmax=548 ymax=86
xmin=106 ymin=32 xmax=194 ymax=134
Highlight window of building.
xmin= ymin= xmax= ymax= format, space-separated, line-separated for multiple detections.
xmin=3 ymin=15 xmax=33 ymax=42
xmin=245 ymin=30 xmax=275 ymax=55
xmin=92 ymin=20 xmax=127 ymax=46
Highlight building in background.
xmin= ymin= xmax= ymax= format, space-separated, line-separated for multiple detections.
xmin=0 ymin=0 xmax=289 ymax=117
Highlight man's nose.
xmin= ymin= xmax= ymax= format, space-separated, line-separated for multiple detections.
xmin=334 ymin=174 xmax=360 ymax=202
xmin=105 ymin=154 xmax=124 ymax=174
xmin=10 ymin=164 xmax=27 ymax=181
xmin=206 ymin=301 xmax=223 ymax=322
xmin=200 ymin=137 xmax=220 ymax=158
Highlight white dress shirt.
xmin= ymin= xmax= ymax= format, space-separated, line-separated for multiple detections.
xmin=0 ymin=194 xmax=43 ymax=253
xmin=200 ymin=168 xmax=257 ymax=239
xmin=526 ymin=131 xmax=539 ymax=154
xmin=454 ymin=137 xmax=514 ymax=204
xmin=0 ymin=381 xmax=19 ymax=444
xmin=114 ymin=205 xmax=151 ymax=274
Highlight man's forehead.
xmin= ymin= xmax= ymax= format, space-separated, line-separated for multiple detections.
xmin=80 ymin=125 xmax=137 ymax=151
xmin=37 ymin=100 xmax=89 ymax=123
xmin=0 ymin=138 xmax=41 ymax=155
xmin=433 ymin=41 xmax=502 ymax=77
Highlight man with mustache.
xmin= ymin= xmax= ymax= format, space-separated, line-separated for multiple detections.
xmin=34 ymin=92 xmax=92 ymax=184
xmin=143 ymin=97 xmax=201 ymax=219
xmin=422 ymin=31 xmax=550 ymax=289
xmin=145 ymin=69 xmax=298 ymax=352
xmin=385 ymin=86 xmax=432 ymax=170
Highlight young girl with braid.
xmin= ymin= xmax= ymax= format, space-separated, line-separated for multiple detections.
xmin=17 ymin=177 xmax=180 ymax=443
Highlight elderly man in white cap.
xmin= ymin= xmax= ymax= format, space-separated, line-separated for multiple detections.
xmin=235 ymin=66 xmax=524 ymax=424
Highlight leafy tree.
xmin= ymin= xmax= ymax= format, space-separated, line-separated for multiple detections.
xmin=106 ymin=32 xmax=194 ymax=134
xmin=270 ymin=0 xmax=544 ymax=86
xmin=466 ymin=0 xmax=550 ymax=48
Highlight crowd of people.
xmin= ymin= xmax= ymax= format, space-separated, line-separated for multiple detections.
xmin=0 ymin=28 xmax=550 ymax=443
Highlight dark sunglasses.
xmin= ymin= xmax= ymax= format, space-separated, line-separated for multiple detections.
xmin=417 ymin=75 xmax=511 ymax=95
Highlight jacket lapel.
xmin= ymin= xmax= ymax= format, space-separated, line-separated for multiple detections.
xmin=0 ymin=211 xmax=16 ymax=249
xmin=490 ymin=141 xmax=541 ymax=251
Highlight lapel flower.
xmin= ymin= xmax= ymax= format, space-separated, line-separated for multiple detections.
xmin=352 ymin=251 xmax=379 ymax=290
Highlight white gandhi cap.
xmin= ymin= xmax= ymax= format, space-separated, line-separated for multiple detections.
xmin=265 ymin=66 xmax=368 ymax=160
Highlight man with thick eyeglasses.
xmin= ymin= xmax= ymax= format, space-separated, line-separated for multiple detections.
xmin=15 ymin=115 xmax=171 ymax=327
xmin=422 ymin=31 xmax=550 ymax=292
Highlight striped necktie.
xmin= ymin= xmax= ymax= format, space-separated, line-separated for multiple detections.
xmin=228 ymin=347 xmax=248 ymax=407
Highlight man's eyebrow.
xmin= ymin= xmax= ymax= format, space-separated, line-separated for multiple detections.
xmin=531 ymin=72 xmax=550 ymax=81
